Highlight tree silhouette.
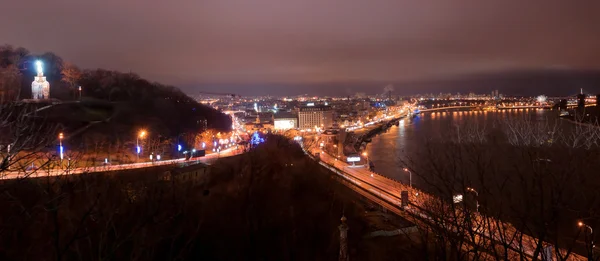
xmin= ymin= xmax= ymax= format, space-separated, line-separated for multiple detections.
xmin=61 ymin=62 xmax=82 ymax=99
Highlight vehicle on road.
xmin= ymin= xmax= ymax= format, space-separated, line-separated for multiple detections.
xmin=26 ymin=164 xmax=38 ymax=171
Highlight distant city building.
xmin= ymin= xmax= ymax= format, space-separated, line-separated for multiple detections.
xmin=491 ymin=90 xmax=499 ymax=99
xmin=273 ymin=112 xmax=297 ymax=130
xmin=298 ymin=105 xmax=333 ymax=130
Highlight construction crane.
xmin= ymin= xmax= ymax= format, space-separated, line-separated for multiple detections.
xmin=198 ymin=91 xmax=240 ymax=98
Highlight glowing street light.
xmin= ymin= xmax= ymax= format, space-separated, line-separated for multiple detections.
xmin=136 ymin=130 xmax=147 ymax=160
xmin=403 ymin=168 xmax=412 ymax=188
xmin=466 ymin=187 xmax=479 ymax=212
xmin=78 ymin=86 xmax=82 ymax=100
xmin=58 ymin=133 xmax=64 ymax=161
xmin=578 ymin=221 xmax=595 ymax=257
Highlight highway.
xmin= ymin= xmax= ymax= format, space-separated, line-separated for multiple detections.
xmin=0 ymin=147 xmax=242 ymax=180
xmin=306 ymin=145 xmax=587 ymax=260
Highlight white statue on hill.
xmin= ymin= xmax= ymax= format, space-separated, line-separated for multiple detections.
xmin=31 ymin=60 xmax=50 ymax=99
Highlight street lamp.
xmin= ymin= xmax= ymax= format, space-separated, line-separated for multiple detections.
xmin=78 ymin=86 xmax=82 ymax=100
xmin=137 ymin=130 xmax=146 ymax=161
xmin=578 ymin=221 xmax=595 ymax=259
xmin=58 ymin=132 xmax=64 ymax=162
xmin=362 ymin=152 xmax=369 ymax=166
xmin=403 ymin=168 xmax=412 ymax=188
xmin=466 ymin=187 xmax=479 ymax=212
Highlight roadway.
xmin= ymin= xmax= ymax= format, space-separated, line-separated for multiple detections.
xmin=307 ymin=145 xmax=587 ymax=260
xmin=0 ymin=147 xmax=242 ymax=180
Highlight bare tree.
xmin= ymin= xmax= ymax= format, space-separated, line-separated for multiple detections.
xmin=0 ymin=103 xmax=60 ymax=179
xmin=399 ymin=117 xmax=600 ymax=260
xmin=61 ymin=62 xmax=82 ymax=99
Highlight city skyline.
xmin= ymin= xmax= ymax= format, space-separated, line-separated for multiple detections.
xmin=2 ymin=2 xmax=600 ymax=260
xmin=2 ymin=0 xmax=600 ymax=96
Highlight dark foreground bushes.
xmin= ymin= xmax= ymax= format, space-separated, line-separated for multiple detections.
xmin=0 ymin=135 xmax=396 ymax=261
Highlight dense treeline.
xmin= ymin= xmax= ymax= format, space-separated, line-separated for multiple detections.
xmin=0 ymin=135 xmax=414 ymax=260
xmin=0 ymin=44 xmax=231 ymax=139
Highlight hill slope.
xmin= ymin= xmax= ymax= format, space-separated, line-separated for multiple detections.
xmin=0 ymin=44 xmax=231 ymax=141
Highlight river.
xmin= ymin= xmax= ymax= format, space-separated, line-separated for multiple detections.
xmin=364 ymin=108 xmax=575 ymax=186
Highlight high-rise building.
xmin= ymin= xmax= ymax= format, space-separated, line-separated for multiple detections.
xmin=298 ymin=105 xmax=333 ymax=130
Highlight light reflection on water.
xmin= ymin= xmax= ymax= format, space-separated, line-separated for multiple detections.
xmin=365 ymin=109 xmax=566 ymax=185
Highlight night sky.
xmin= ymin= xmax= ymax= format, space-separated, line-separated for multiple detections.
xmin=2 ymin=0 xmax=600 ymax=95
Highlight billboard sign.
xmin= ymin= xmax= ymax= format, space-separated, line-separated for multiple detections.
xmin=453 ymin=194 xmax=463 ymax=203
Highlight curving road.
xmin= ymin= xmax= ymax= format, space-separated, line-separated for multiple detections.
xmin=1 ymin=147 xmax=242 ymax=180
xmin=307 ymin=145 xmax=587 ymax=260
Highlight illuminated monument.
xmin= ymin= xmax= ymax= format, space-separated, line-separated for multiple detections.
xmin=31 ymin=61 xmax=50 ymax=100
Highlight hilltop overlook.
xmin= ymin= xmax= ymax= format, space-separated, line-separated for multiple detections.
xmin=0 ymin=45 xmax=231 ymax=144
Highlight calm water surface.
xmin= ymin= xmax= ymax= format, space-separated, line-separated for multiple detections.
xmin=365 ymin=109 xmax=575 ymax=185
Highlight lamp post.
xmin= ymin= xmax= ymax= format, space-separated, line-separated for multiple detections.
xmin=403 ymin=168 xmax=412 ymax=188
xmin=467 ymin=187 xmax=479 ymax=212
xmin=137 ymin=130 xmax=146 ymax=161
xmin=362 ymin=152 xmax=369 ymax=167
xmin=578 ymin=221 xmax=595 ymax=259
xmin=78 ymin=86 xmax=82 ymax=100
xmin=58 ymin=132 xmax=64 ymax=163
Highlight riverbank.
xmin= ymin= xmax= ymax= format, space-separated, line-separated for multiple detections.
xmin=350 ymin=114 xmax=408 ymax=152
xmin=560 ymin=105 xmax=600 ymax=128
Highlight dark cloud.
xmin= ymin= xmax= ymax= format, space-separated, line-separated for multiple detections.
xmin=2 ymin=0 xmax=600 ymax=93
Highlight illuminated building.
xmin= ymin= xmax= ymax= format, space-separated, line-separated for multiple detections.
xmin=273 ymin=112 xmax=297 ymax=130
xmin=298 ymin=105 xmax=333 ymax=130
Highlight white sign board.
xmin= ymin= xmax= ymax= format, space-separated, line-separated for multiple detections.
xmin=347 ymin=156 xmax=360 ymax=162
xmin=453 ymin=194 xmax=463 ymax=203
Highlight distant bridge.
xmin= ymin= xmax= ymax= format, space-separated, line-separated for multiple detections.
xmin=496 ymin=105 xmax=553 ymax=109
xmin=418 ymin=106 xmax=477 ymax=112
